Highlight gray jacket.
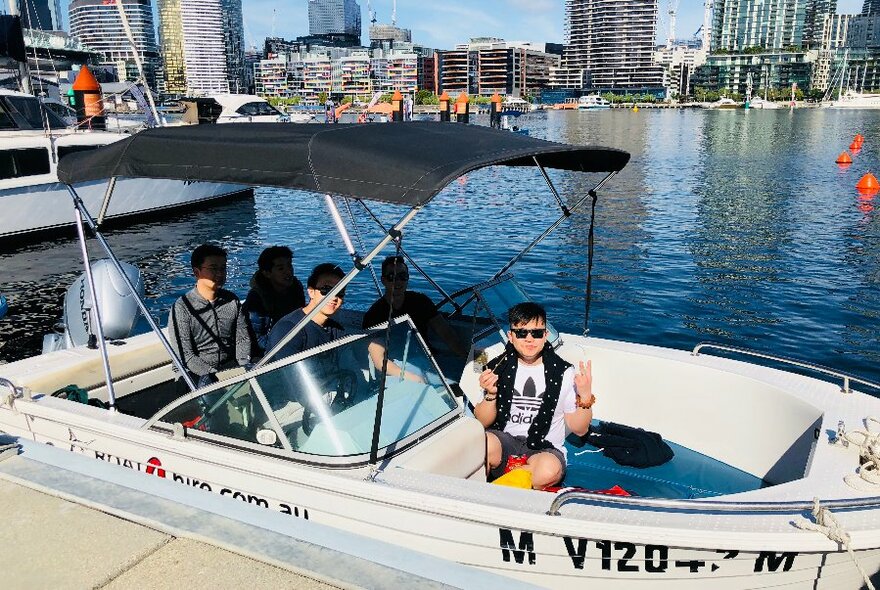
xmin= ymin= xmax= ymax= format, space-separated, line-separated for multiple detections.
xmin=167 ymin=288 xmax=251 ymax=377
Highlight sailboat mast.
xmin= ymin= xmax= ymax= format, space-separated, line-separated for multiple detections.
xmin=6 ymin=0 xmax=32 ymax=94
xmin=112 ymin=0 xmax=160 ymax=125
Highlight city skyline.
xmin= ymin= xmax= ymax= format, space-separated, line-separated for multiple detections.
xmin=49 ymin=0 xmax=866 ymax=50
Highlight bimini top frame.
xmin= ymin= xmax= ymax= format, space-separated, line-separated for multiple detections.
xmin=58 ymin=123 xmax=630 ymax=420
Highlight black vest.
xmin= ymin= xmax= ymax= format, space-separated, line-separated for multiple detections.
xmin=488 ymin=341 xmax=572 ymax=451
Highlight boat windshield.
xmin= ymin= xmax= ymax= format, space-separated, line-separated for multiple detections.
xmin=441 ymin=274 xmax=559 ymax=346
xmin=149 ymin=316 xmax=459 ymax=461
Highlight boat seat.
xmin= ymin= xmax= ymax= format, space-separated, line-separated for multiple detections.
xmin=10 ymin=331 xmax=170 ymax=395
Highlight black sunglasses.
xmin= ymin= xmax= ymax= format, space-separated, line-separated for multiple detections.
xmin=315 ymin=285 xmax=345 ymax=298
xmin=384 ymin=272 xmax=409 ymax=281
xmin=510 ymin=328 xmax=547 ymax=339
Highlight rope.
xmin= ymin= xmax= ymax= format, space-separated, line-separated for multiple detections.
xmin=843 ymin=417 xmax=880 ymax=492
xmin=794 ymin=497 xmax=875 ymax=589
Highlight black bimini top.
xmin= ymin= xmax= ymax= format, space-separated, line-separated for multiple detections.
xmin=57 ymin=122 xmax=630 ymax=207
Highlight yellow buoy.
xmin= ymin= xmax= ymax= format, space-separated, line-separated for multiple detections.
xmin=632 ymin=105 xmax=639 ymax=112
xmin=492 ymin=468 xmax=532 ymax=489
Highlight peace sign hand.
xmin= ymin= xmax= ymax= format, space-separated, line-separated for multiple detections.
xmin=574 ymin=360 xmax=595 ymax=409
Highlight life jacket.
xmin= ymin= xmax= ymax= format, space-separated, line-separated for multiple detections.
xmin=488 ymin=341 xmax=571 ymax=452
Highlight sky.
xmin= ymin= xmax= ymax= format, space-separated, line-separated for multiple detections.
xmin=51 ymin=0 xmax=866 ymax=51
xmin=239 ymin=0 xmax=866 ymax=50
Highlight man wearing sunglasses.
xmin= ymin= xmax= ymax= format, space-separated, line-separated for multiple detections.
xmin=266 ymin=262 xmax=346 ymax=360
xmin=475 ymin=302 xmax=595 ymax=490
xmin=362 ymin=256 xmax=468 ymax=378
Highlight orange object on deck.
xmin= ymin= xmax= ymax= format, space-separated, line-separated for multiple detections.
xmin=836 ymin=152 xmax=853 ymax=164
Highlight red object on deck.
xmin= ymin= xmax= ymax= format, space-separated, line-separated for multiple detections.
xmin=504 ymin=454 xmax=528 ymax=473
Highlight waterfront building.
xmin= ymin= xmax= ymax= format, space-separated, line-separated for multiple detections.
xmin=836 ymin=13 xmax=880 ymax=92
xmin=711 ymin=0 xmax=806 ymax=51
xmin=418 ymin=54 xmax=438 ymax=93
xmin=300 ymin=54 xmax=333 ymax=101
xmin=308 ymin=0 xmax=361 ymax=43
xmin=254 ymin=54 xmax=288 ymax=99
xmin=654 ymin=43 xmax=707 ymax=99
xmin=156 ymin=0 xmax=229 ymax=96
xmin=811 ymin=13 xmax=851 ymax=92
xmin=244 ymin=46 xmax=262 ymax=93
xmin=369 ymin=23 xmax=411 ymax=45
xmin=339 ymin=50 xmax=372 ymax=96
xmin=555 ymin=0 xmax=663 ymax=93
xmin=219 ymin=0 xmax=246 ymax=92
xmin=68 ymin=0 xmax=159 ymax=90
xmin=438 ymin=38 xmax=560 ymax=98
xmin=692 ymin=50 xmax=813 ymax=97
xmin=18 ymin=0 xmax=62 ymax=31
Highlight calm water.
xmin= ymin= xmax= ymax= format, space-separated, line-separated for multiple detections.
xmin=1 ymin=108 xmax=879 ymax=386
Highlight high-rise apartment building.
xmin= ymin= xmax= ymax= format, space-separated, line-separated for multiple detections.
xmin=559 ymin=0 xmax=663 ymax=91
xmin=863 ymin=0 xmax=880 ymax=15
xmin=68 ymin=0 xmax=159 ymax=89
xmin=157 ymin=0 xmax=229 ymax=96
xmin=711 ymin=0 xmax=808 ymax=51
xmin=219 ymin=0 xmax=246 ymax=92
xmin=18 ymin=0 xmax=62 ymax=30
xmin=309 ymin=0 xmax=361 ymax=42
xmin=439 ymin=39 xmax=560 ymax=97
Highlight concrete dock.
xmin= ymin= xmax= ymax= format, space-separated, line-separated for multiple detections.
xmin=0 ymin=438 xmax=538 ymax=590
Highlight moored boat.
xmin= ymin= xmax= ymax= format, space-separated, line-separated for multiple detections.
xmin=0 ymin=89 xmax=251 ymax=246
xmin=1 ymin=123 xmax=880 ymax=588
xmin=577 ymin=95 xmax=611 ymax=110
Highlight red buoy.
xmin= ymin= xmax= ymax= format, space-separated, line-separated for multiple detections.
xmin=855 ymin=133 xmax=865 ymax=144
xmin=836 ymin=151 xmax=853 ymax=164
xmin=850 ymin=141 xmax=862 ymax=151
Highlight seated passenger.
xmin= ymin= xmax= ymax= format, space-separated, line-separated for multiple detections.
xmin=474 ymin=302 xmax=594 ymax=490
xmin=244 ymin=246 xmax=306 ymax=356
xmin=362 ymin=256 xmax=468 ymax=380
xmin=265 ymin=262 xmax=345 ymax=360
xmin=167 ymin=243 xmax=252 ymax=389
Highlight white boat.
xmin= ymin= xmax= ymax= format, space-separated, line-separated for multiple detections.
xmin=708 ymin=97 xmax=740 ymax=110
xmin=823 ymin=90 xmax=880 ymax=110
xmin=746 ymin=97 xmax=780 ymax=110
xmin=502 ymin=96 xmax=537 ymax=113
xmin=2 ymin=122 xmax=880 ymax=589
xmin=577 ymin=95 xmax=611 ymax=110
xmin=0 ymin=90 xmax=251 ymax=245
xmin=181 ymin=94 xmax=291 ymax=124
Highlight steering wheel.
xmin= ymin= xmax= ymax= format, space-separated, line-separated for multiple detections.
xmin=301 ymin=369 xmax=359 ymax=436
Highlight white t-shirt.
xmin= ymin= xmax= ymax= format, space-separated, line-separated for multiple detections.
xmin=503 ymin=361 xmax=577 ymax=458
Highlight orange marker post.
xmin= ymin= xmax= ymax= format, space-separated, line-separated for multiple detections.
xmin=490 ymin=93 xmax=502 ymax=129
xmin=72 ymin=65 xmax=105 ymax=130
xmin=455 ymin=93 xmax=469 ymax=124
xmin=439 ymin=91 xmax=451 ymax=122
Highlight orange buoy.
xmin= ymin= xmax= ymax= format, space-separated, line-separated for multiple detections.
xmin=850 ymin=141 xmax=862 ymax=151
xmin=72 ymin=65 xmax=105 ymax=130
xmin=856 ymin=173 xmax=880 ymax=194
xmin=836 ymin=151 xmax=853 ymax=164
xmin=855 ymin=133 xmax=865 ymax=144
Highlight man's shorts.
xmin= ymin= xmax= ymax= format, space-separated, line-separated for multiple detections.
xmin=487 ymin=429 xmax=567 ymax=484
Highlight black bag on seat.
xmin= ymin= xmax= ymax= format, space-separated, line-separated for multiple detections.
xmin=577 ymin=421 xmax=674 ymax=468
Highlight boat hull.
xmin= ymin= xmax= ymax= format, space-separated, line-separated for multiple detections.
xmin=0 ymin=178 xmax=252 ymax=246
xmin=2 ymin=331 xmax=880 ymax=588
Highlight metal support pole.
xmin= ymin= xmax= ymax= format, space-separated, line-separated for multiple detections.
xmin=258 ymin=205 xmax=422 ymax=368
xmin=358 ymin=200 xmax=460 ymax=311
xmin=533 ymin=157 xmax=569 ymax=215
xmin=72 ymin=204 xmax=118 ymax=409
xmin=341 ymin=197 xmax=381 ymax=295
xmin=493 ymin=171 xmax=617 ymax=279
xmin=96 ymin=176 xmax=117 ymax=226
xmin=66 ymin=185 xmax=198 ymax=392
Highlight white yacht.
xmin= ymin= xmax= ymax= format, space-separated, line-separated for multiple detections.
xmin=577 ymin=95 xmax=612 ymax=110
xmin=823 ymin=90 xmax=880 ymax=109
xmin=181 ymin=94 xmax=290 ymax=124
xmin=0 ymin=89 xmax=251 ymax=245
xmin=708 ymin=97 xmax=741 ymax=109
xmin=746 ymin=97 xmax=780 ymax=110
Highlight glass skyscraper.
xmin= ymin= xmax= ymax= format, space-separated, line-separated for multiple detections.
xmin=17 ymin=0 xmax=63 ymax=30
xmin=69 ymin=0 xmax=159 ymax=89
xmin=308 ymin=0 xmax=361 ymax=39
xmin=220 ymin=0 xmax=246 ymax=93
xmin=711 ymin=0 xmax=808 ymax=51
xmin=156 ymin=0 xmax=229 ymax=96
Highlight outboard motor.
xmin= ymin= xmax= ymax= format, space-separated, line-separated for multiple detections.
xmin=42 ymin=260 xmax=144 ymax=353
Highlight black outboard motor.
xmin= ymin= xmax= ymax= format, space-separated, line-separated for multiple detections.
xmin=42 ymin=260 xmax=144 ymax=353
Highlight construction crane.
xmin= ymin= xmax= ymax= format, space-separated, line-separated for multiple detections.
xmin=666 ymin=0 xmax=679 ymax=49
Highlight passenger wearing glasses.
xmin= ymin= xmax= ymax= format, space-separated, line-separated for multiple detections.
xmin=167 ymin=243 xmax=252 ymax=389
xmin=475 ymin=302 xmax=595 ymax=490
xmin=266 ymin=263 xmax=346 ymax=360
xmin=362 ymin=256 xmax=468 ymax=380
